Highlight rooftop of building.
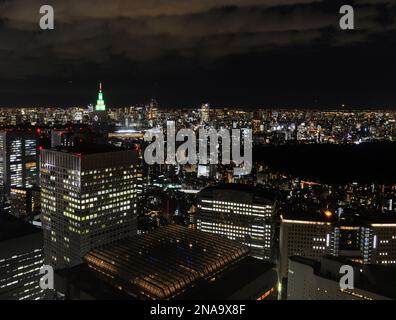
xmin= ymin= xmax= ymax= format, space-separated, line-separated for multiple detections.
xmin=50 ymin=144 xmax=128 ymax=155
xmin=290 ymin=255 xmax=396 ymax=299
xmin=281 ymin=208 xmax=337 ymax=223
xmin=198 ymin=183 xmax=277 ymax=203
xmin=82 ymin=224 xmax=249 ymax=300
xmin=55 ymin=264 xmax=132 ymax=300
xmin=0 ymin=213 xmax=41 ymax=242
xmin=10 ymin=186 xmax=40 ymax=193
xmin=56 ymin=255 xmax=276 ymax=300
xmin=179 ymin=256 xmax=276 ymax=300
xmin=0 ymin=129 xmax=37 ymax=136
xmin=282 ymin=206 xmax=396 ymax=225
xmin=365 ymin=212 xmax=396 ymax=225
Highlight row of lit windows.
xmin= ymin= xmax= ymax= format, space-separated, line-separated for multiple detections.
xmin=200 ymin=226 xmax=267 ymax=239
xmin=199 ymin=206 xmax=268 ymax=218
xmin=81 ymin=166 xmax=136 ymax=176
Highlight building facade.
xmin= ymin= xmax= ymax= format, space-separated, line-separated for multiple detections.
xmin=361 ymin=222 xmax=396 ymax=265
xmin=197 ymin=184 xmax=276 ymax=261
xmin=0 ymin=131 xmax=39 ymax=195
xmin=41 ymin=145 xmax=139 ymax=269
xmin=287 ymin=256 xmax=395 ymax=300
xmin=0 ymin=214 xmax=45 ymax=300
xmin=10 ymin=187 xmax=40 ymax=221
xmin=279 ymin=210 xmax=396 ymax=298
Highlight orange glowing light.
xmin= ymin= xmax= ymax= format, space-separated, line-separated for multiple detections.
xmin=324 ymin=210 xmax=333 ymax=218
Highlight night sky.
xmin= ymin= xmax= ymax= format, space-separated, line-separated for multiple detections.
xmin=0 ymin=0 xmax=396 ymax=108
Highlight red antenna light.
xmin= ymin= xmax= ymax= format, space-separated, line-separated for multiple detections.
xmin=99 ymin=82 xmax=102 ymax=92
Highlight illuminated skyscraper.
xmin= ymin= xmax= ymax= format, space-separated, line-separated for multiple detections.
xmin=0 ymin=131 xmax=39 ymax=196
xmin=279 ymin=210 xmax=336 ymax=296
xmin=196 ymin=184 xmax=276 ymax=261
xmin=147 ymin=98 xmax=159 ymax=121
xmin=361 ymin=221 xmax=396 ymax=265
xmin=92 ymin=82 xmax=110 ymax=142
xmin=10 ymin=187 xmax=41 ymax=221
xmin=279 ymin=210 xmax=396 ymax=298
xmin=40 ymin=145 xmax=139 ymax=269
xmin=95 ymin=82 xmax=106 ymax=111
xmin=200 ymin=103 xmax=210 ymax=123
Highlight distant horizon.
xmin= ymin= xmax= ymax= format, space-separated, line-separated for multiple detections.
xmin=1 ymin=81 xmax=396 ymax=111
xmin=2 ymin=104 xmax=396 ymax=111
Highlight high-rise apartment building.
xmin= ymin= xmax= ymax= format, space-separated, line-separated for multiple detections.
xmin=197 ymin=184 xmax=276 ymax=261
xmin=40 ymin=145 xmax=139 ymax=269
xmin=0 ymin=131 xmax=39 ymax=195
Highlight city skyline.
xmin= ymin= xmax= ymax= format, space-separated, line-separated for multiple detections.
xmin=1 ymin=103 xmax=396 ymax=302
xmin=2 ymin=0 xmax=396 ymax=307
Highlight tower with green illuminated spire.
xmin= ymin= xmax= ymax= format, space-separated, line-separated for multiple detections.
xmin=95 ymin=82 xmax=106 ymax=111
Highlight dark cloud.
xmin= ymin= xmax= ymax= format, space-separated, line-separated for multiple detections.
xmin=0 ymin=0 xmax=395 ymax=107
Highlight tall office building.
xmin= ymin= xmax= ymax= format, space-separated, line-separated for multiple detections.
xmin=0 ymin=131 xmax=39 ymax=195
xmin=0 ymin=214 xmax=45 ymax=300
xmin=10 ymin=187 xmax=41 ymax=221
xmin=278 ymin=209 xmax=396 ymax=298
xmin=279 ymin=210 xmax=336 ymax=298
xmin=200 ymin=103 xmax=210 ymax=123
xmin=92 ymin=83 xmax=110 ymax=141
xmin=95 ymin=82 xmax=106 ymax=111
xmin=147 ymin=98 xmax=159 ymax=121
xmin=51 ymin=130 xmax=69 ymax=148
xmin=197 ymin=184 xmax=276 ymax=261
xmin=361 ymin=219 xmax=396 ymax=265
xmin=51 ymin=126 xmax=108 ymax=148
xmin=41 ymin=145 xmax=139 ymax=269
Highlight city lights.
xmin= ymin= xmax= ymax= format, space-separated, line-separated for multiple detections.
xmin=1 ymin=0 xmax=396 ymax=312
